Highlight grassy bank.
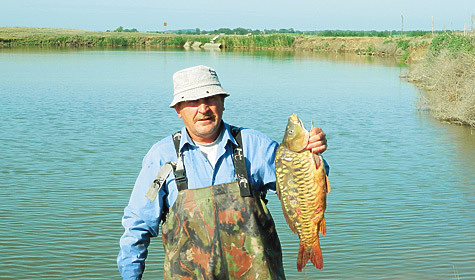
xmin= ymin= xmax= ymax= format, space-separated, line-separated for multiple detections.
xmin=0 ymin=27 xmax=298 ymax=48
xmin=0 ymin=27 xmax=430 ymax=57
xmin=407 ymin=32 xmax=475 ymax=127
xmin=0 ymin=27 xmax=422 ymax=53
xmin=0 ymin=27 xmax=218 ymax=47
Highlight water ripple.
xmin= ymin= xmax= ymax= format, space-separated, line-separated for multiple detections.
xmin=1 ymin=49 xmax=474 ymax=280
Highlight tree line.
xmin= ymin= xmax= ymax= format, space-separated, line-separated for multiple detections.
xmin=171 ymin=28 xmax=434 ymax=37
xmin=108 ymin=26 xmax=435 ymax=37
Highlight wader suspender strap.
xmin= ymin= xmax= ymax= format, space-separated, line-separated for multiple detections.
xmin=230 ymin=126 xmax=252 ymax=197
xmin=171 ymin=126 xmax=252 ymax=197
xmin=145 ymin=162 xmax=175 ymax=201
xmin=172 ymin=131 xmax=188 ymax=192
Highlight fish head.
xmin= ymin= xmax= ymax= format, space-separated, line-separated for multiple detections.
xmin=282 ymin=113 xmax=309 ymax=152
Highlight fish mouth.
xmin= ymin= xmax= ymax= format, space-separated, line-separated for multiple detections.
xmin=290 ymin=113 xmax=306 ymax=129
xmin=298 ymin=118 xmax=306 ymax=130
xmin=286 ymin=114 xmax=310 ymax=152
xmin=293 ymin=114 xmax=309 ymax=140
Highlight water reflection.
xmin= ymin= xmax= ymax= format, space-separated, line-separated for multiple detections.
xmin=418 ymin=111 xmax=475 ymax=187
xmin=1 ymin=45 xmax=404 ymax=68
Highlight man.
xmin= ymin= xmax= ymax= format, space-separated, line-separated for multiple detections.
xmin=118 ymin=65 xmax=328 ymax=279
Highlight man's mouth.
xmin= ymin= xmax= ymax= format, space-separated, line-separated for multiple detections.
xmin=195 ymin=114 xmax=215 ymax=122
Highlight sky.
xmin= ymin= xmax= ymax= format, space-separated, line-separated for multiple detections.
xmin=1 ymin=0 xmax=473 ymax=32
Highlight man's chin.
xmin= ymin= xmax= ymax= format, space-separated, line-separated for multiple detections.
xmin=197 ymin=123 xmax=220 ymax=134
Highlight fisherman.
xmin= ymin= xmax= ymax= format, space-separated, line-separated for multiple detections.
xmin=117 ymin=65 xmax=328 ymax=279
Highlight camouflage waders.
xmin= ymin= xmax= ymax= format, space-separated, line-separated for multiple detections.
xmin=161 ymin=127 xmax=285 ymax=279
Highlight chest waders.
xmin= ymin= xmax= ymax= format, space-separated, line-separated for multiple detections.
xmin=161 ymin=127 xmax=285 ymax=280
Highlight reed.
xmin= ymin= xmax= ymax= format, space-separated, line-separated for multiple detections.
xmin=407 ymin=32 xmax=475 ymax=127
xmin=217 ymin=34 xmax=296 ymax=49
xmin=0 ymin=27 xmax=295 ymax=49
xmin=0 ymin=27 xmax=215 ymax=47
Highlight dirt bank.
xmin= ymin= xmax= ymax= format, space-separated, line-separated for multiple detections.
xmin=293 ymin=36 xmax=432 ymax=62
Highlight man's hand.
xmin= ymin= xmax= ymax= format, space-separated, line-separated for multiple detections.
xmin=306 ymin=127 xmax=327 ymax=154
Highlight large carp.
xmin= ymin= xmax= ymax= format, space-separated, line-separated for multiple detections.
xmin=275 ymin=113 xmax=330 ymax=271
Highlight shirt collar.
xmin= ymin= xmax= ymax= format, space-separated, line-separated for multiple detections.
xmin=178 ymin=121 xmax=237 ymax=152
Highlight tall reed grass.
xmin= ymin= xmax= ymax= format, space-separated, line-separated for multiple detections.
xmin=0 ymin=27 xmax=296 ymax=49
xmin=408 ymin=32 xmax=475 ymax=127
xmin=217 ymin=34 xmax=296 ymax=49
xmin=0 ymin=27 xmax=216 ymax=47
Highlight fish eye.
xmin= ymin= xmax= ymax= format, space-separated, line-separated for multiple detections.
xmin=289 ymin=129 xmax=294 ymax=134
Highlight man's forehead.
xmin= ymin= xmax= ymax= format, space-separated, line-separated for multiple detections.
xmin=176 ymin=94 xmax=225 ymax=107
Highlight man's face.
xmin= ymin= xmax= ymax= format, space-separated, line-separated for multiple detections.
xmin=174 ymin=95 xmax=225 ymax=144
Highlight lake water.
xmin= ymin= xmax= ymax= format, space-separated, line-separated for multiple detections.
xmin=0 ymin=47 xmax=474 ymax=280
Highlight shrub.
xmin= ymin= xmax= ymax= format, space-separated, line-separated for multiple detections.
xmin=397 ymin=39 xmax=410 ymax=50
xmin=167 ymin=36 xmax=186 ymax=46
xmin=430 ymin=32 xmax=474 ymax=56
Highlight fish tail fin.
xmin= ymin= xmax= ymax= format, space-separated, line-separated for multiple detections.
xmin=320 ymin=217 xmax=327 ymax=236
xmin=297 ymin=241 xmax=323 ymax=271
xmin=311 ymin=241 xmax=324 ymax=270
xmin=297 ymin=242 xmax=309 ymax=272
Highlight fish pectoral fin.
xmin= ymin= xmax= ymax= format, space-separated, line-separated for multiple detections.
xmin=312 ymin=153 xmax=321 ymax=169
xmin=325 ymin=175 xmax=331 ymax=193
xmin=319 ymin=217 xmax=327 ymax=236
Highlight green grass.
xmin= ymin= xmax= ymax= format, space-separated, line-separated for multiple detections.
xmin=429 ymin=32 xmax=475 ymax=56
xmin=0 ymin=27 xmax=216 ymax=47
xmin=400 ymin=50 xmax=410 ymax=61
xmin=218 ymin=34 xmax=296 ymax=49
xmin=397 ymin=39 xmax=410 ymax=50
xmin=0 ymin=27 xmax=298 ymax=49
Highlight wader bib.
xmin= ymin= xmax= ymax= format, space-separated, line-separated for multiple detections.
xmin=161 ymin=127 xmax=285 ymax=280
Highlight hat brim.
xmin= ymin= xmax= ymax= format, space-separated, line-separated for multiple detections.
xmin=169 ymin=84 xmax=229 ymax=107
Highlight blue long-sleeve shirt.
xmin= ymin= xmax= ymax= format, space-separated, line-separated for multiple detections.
xmin=117 ymin=122 xmax=329 ymax=279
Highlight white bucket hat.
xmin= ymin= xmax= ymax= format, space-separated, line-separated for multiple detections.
xmin=169 ymin=65 xmax=230 ymax=107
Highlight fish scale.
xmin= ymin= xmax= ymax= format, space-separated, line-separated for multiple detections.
xmin=275 ymin=113 xmax=330 ymax=272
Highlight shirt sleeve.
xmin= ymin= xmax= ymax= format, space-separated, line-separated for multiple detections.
xmin=260 ymin=139 xmax=279 ymax=193
xmin=117 ymin=149 xmax=167 ymax=279
xmin=242 ymin=129 xmax=279 ymax=193
xmin=117 ymin=206 xmax=152 ymax=280
xmin=323 ymin=157 xmax=330 ymax=175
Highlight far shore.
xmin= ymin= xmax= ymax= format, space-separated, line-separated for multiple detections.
xmin=1 ymin=27 xmax=473 ymax=127
xmin=0 ymin=27 xmax=431 ymax=61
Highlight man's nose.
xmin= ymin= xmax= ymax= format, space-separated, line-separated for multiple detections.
xmin=197 ymin=102 xmax=210 ymax=112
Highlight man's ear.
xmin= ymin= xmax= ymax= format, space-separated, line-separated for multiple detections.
xmin=174 ymin=105 xmax=182 ymax=119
